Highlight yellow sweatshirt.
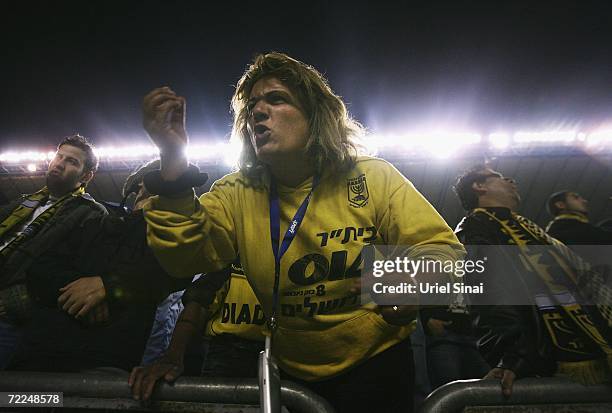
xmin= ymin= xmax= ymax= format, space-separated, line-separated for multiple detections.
xmin=145 ymin=156 xmax=465 ymax=380
xmin=206 ymin=263 xmax=266 ymax=341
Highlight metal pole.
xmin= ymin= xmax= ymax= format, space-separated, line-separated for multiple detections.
xmin=0 ymin=371 xmax=334 ymax=413
xmin=259 ymin=335 xmax=282 ymax=413
xmin=421 ymin=378 xmax=612 ymax=413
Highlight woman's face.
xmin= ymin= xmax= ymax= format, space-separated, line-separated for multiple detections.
xmin=246 ymin=76 xmax=310 ymax=165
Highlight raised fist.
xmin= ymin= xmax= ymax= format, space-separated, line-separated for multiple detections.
xmin=143 ymin=86 xmax=188 ymax=153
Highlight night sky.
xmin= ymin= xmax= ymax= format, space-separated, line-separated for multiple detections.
xmin=3 ymin=0 xmax=612 ymax=150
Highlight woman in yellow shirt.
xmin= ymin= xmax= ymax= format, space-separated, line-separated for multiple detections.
xmin=133 ymin=52 xmax=464 ymax=412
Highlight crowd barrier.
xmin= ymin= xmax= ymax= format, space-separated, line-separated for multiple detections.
xmin=0 ymin=371 xmax=335 ymax=413
xmin=421 ymin=377 xmax=612 ymax=413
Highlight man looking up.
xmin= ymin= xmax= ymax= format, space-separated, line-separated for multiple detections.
xmin=0 ymin=135 xmax=106 ymax=368
xmin=546 ymin=191 xmax=612 ymax=245
xmin=454 ymin=166 xmax=611 ymax=398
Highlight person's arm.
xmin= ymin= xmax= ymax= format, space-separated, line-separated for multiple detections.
xmin=144 ymin=181 xmax=238 ymax=279
xmin=142 ymin=86 xmax=189 ymax=181
xmin=374 ymin=162 xmax=466 ymax=323
xmin=129 ymin=301 xmax=207 ymax=401
xmin=383 ymin=163 xmax=466 ymax=273
xmin=128 ymin=268 xmax=232 ymax=401
xmin=141 ymin=87 xmax=238 ymax=279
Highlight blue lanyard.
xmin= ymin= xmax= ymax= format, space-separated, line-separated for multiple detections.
xmin=268 ymin=174 xmax=320 ymax=331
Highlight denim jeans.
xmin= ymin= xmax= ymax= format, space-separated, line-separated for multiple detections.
xmin=426 ymin=331 xmax=490 ymax=389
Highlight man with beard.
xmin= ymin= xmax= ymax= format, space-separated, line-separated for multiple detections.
xmin=0 ymin=134 xmax=106 ymax=369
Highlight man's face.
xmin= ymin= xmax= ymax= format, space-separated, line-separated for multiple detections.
xmin=46 ymin=144 xmax=91 ymax=196
xmin=476 ymin=168 xmax=521 ymax=204
xmin=246 ymin=76 xmax=310 ymax=165
xmin=562 ymin=192 xmax=589 ymax=214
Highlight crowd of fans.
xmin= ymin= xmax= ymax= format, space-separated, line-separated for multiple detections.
xmin=0 ymin=52 xmax=610 ymax=413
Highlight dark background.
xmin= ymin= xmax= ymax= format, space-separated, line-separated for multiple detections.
xmin=3 ymin=0 xmax=612 ymax=150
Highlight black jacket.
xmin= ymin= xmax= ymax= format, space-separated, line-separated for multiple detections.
xmin=456 ymin=208 xmax=556 ymax=378
xmin=0 ymin=192 xmax=106 ymax=292
xmin=547 ymin=215 xmax=612 ymax=245
xmin=13 ymin=208 xmax=191 ymax=372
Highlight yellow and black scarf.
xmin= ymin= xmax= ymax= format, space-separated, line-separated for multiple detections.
xmin=474 ymin=208 xmax=612 ymax=384
xmin=0 ymin=186 xmax=85 ymax=259
xmin=545 ymin=212 xmax=590 ymax=233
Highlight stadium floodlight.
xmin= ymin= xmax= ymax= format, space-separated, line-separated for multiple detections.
xmin=221 ymin=140 xmax=242 ymax=167
xmin=360 ymin=135 xmax=379 ymax=155
xmin=488 ymin=132 xmax=511 ymax=149
xmin=187 ymin=143 xmax=216 ymax=160
xmin=586 ymin=129 xmax=612 ymax=146
xmin=188 ymin=142 xmax=236 ymax=162
xmin=0 ymin=150 xmax=49 ymax=163
xmin=513 ymin=131 xmax=577 ymax=143
xmin=363 ymin=134 xmax=410 ymax=155
xmin=418 ymin=132 xmax=482 ymax=158
xmin=94 ymin=144 xmax=160 ymax=159
xmin=364 ymin=132 xmax=481 ymax=158
xmin=5 ymin=128 xmax=612 ymax=169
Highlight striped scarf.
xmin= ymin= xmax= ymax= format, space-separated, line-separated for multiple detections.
xmin=0 ymin=186 xmax=85 ymax=259
xmin=474 ymin=208 xmax=612 ymax=384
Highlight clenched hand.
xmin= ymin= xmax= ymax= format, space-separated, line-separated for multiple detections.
xmin=143 ymin=86 xmax=188 ymax=153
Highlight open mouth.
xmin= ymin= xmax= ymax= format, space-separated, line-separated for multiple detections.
xmin=253 ymin=125 xmax=271 ymax=147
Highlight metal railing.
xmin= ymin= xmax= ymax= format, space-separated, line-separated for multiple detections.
xmin=421 ymin=377 xmax=612 ymax=413
xmin=0 ymin=371 xmax=335 ymax=413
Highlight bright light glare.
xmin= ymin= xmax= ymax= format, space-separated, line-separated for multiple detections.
xmin=513 ymin=131 xmax=577 ymax=143
xmin=26 ymin=164 xmax=37 ymax=172
xmin=586 ymin=130 xmax=612 ymax=146
xmin=94 ymin=145 xmax=160 ymax=159
xmin=364 ymin=134 xmax=411 ymax=154
xmin=4 ymin=128 xmax=612 ymax=165
xmin=365 ymin=132 xmax=480 ymax=158
xmin=184 ymin=142 xmax=240 ymax=166
xmin=187 ymin=144 xmax=216 ymax=160
xmin=221 ymin=140 xmax=241 ymax=167
xmin=0 ymin=151 xmax=49 ymax=163
xmin=418 ymin=132 xmax=481 ymax=158
xmin=489 ymin=133 xmax=511 ymax=149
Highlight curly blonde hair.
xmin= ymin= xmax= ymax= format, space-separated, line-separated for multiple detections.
xmin=231 ymin=52 xmax=364 ymax=178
